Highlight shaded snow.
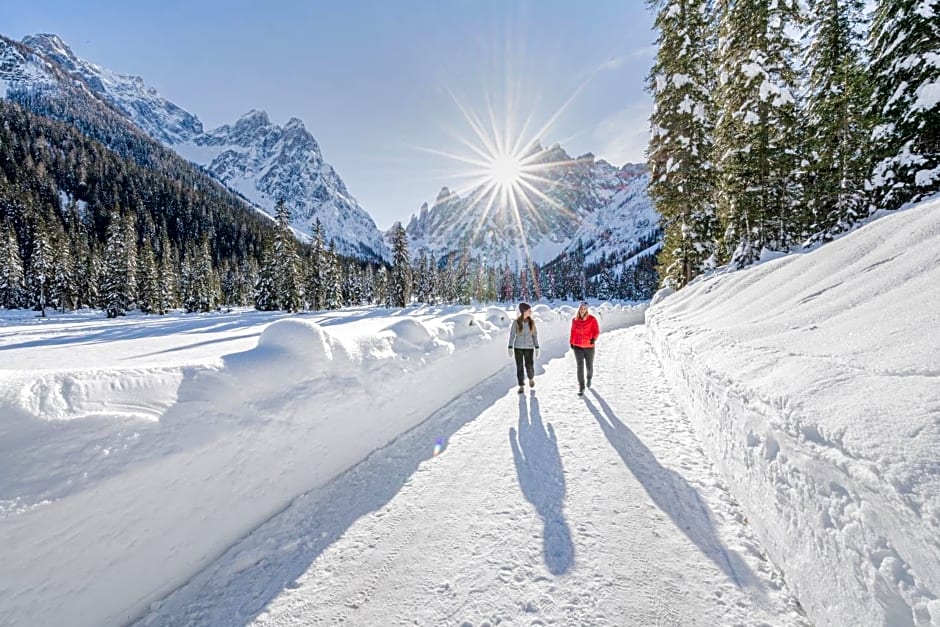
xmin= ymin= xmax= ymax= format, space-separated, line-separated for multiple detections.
xmin=647 ymin=199 xmax=940 ymax=627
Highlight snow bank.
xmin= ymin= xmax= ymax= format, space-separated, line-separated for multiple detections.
xmin=0 ymin=303 xmax=643 ymax=627
xmin=646 ymin=200 xmax=940 ymax=627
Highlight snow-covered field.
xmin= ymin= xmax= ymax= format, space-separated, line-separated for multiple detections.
xmin=0 ymin=301 xmax=642 ymax=626
xmin=647 ymin=198 xmax=940 ymax=627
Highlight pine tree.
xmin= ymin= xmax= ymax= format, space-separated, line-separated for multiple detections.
xmin=0 ymin=223 xmax=26 ymax=308
xmin=868 ymin=0 xmax=940 ymax=209
xmin=83 ymin=242 xmax=102 ymax=310
xmin=714 ymin=0 xmax=804 ymax=266
xmin=374 ymin=264 xmax=390 ymax=308
xmin=156 ymin=238 xmax=177 ymax=313
xmin=647 ymin=0 xmax=719 ymax=288
xmin=254 ymin=237 xmax=278 ymax=311
xmin=362 ymin=263 xmax=376 ymax=305
xmin=26 ymin=219 xmax=53 ymax=316
xmin=305 ymin=219 xmax=325 ymax=311
xmin=137 ymin=243 xmax=159 ymax=314
xmin=274 ymin=200 xmax=302 ymax=312
xmin=102 ymin=210 xmax=131 ymax=317
xmin=324 ymin=240 xmax=343 ymax=310
xmin=803 ymin=0 xmax=871 ymax=239
xmin=123 ymin=212 xmax=138 ymax=310
xmin=390 ymin=222 xmax=412 ymax=308
xmin=196 ymin=235 xmax=221 ymax=312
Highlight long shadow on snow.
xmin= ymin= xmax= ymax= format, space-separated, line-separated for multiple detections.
xmin=584 ymin=389 xmax=757 ymax=588
xmin=509 ymin=393 xmax=575 ymax=576
xmin=132 ymin=368 xmax=515 ymax=627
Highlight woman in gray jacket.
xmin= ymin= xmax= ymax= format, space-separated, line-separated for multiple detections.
xmin=508 ymin=302 xmax=540 ymax=393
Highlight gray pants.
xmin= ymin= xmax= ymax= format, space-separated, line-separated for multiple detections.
xmin=572 ymin=346 xmax=595 ymax=390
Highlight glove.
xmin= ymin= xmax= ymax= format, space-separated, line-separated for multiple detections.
xmin=508 ymin=348 xmax=513 ymax=358
xmin=570 ymin=344 xmax=576 ymax=350
xmin=590 ymin=338 xmax=596 ymax=345
xmin=535 ymin=347 xmax=541 ymax=359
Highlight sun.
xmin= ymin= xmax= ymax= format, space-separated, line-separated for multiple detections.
xmin=488 ymin=153 xmax=524 ymax=192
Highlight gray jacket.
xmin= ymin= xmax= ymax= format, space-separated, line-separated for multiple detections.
xmin=508 ymin=320 xmax=539 ymax=350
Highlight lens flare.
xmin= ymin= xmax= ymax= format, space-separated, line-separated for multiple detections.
xmin=411 ymin=43 xmax=603 ymax=269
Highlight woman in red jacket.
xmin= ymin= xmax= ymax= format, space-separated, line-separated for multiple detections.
xmin=569 ymin=301 xmax=600 ymax=396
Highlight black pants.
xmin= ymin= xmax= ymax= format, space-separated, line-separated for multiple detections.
xmin=514 ymin=348 xmax=535 ymax=385
xmin=572 ymin=346 xmax=595 ymax=390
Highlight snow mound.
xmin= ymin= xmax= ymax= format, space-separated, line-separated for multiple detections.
xmin=379 ymin=318 xmax=436 ymax=354
xmin=647 ymin=199 xmax=940 ymax=627
xmin=485 ymin=306 xmax=513 ymax=326
xmin=19 ymin=369 xmax=184 ymax=423
xmin=438 ymin=312 xmax=490 ymax=342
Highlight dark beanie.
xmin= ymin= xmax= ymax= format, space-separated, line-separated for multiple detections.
xmin=518 ymin=302 xmax=531 ymax=313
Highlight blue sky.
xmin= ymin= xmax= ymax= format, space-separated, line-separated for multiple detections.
xmin=2 ymin=0 xmax=655 ymax=229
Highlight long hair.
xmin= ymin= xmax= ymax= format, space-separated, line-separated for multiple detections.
xmin=515 ymin=314 xmax=535 ymax=332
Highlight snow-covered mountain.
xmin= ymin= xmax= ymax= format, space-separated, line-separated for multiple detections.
xmin=174 ymin=111 xmax=387 ymax=259
xmin=404 ymin=146 xmax=657 ymax=266
xmin=0 ymin=35 xmax=81 ymax=97
xmin=6 ymin=33 xmax=388 ymax=260
xmin=21 ymin=34 xmax=203 ymax=145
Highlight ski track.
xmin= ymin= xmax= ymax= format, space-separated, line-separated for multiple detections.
xmin=138 ymin=325 xmax=810 ymax=627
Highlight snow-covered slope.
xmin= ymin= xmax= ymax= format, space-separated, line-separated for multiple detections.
xmin=21 ymin=33 xmax=203 ymax=145
xmin=11 ymin=33 xmax=388 ymax=260
xmin=570 ymin=165 xmax=659 ymax=269
xmin=0 ymin=34 xmax=81 ymax=97
xmin=405 ymin=149 xmax=657 ymax=265
xmin=647 ymin=199 xmax=940 ymax=627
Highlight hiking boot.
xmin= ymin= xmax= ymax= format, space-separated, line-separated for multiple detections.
xmin=578 ymin=387 xmax=584 ymax=396
xmin=586 ymin=377 xmax=592 ymax=388
xmin=529 ymin=378 xmax=535 ymax=388
xmin=518 ymin=386 xmax=525 ymax=394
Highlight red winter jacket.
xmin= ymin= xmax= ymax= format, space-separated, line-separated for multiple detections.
xmin=570 ymin=314 xmax=600 ymax=348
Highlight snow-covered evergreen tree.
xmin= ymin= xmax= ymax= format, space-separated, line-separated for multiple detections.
xmin=868 ymin=0 xmax=940 ymax=210
xmin=362 ymin=263 xmax=376 ymax=305
xmin=254 ymin=237 xmax=278 ymax=312
xmin=647 ymin=0 xmax=719 ymax=288
xmin=714 ymin=0 xmax=804 ymax=265
xmin=390 ymin=222 xmax=412 ymax=308
xmin=83 ymin=242 xmax=102 ymax=310
xmin=183 ymin=236 xmax=220 ymax=313
xmin=271 ymin=200 xmax=302 ymax=312
xmin=0 ymin=222 xmax=26 ymax=309
xmin=49 ymin=226 xmax=75 ymax=312
xmin=803 ymin=0 xmax=871 ymax=239
xmin=305 ymin=219 xmax=325 ymax=311
xmin=102 ymin=211 xmax=129 ymax=318
xmin=26 ymin=219 xmax=53 ymax=316
xmin=156 ymin=236 xmax=177 ymax=314
xmin=374 ymin=264 xmax=390 ymax=308
xmin=324 ymin=240 xmax=343 ymax=310
xmin=123 ymin=212 xmax=138 ymax=310
xmin=137 ymin=243 xmax=159 ymax=314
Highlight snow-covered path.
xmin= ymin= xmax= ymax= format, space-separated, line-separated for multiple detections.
xmin=140 ymin=326 xmax=809 ymax=626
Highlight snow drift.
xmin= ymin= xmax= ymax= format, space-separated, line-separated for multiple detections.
xmin=0 ymin=302 xmax=643 ymax=627
xmin=647 ymin=199 xmax=940 ymax=627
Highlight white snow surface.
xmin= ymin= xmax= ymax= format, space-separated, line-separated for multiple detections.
xmin=136 ymin=326 xmax=807 ymax=627
xmin=1 ymin=301 xmax=679 ymax=627
xmin=647 ymin=199 xmax=940 ymax=627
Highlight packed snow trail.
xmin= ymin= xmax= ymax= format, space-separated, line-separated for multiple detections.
xmin=139 ymin=326 xmax=808 ymax=626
